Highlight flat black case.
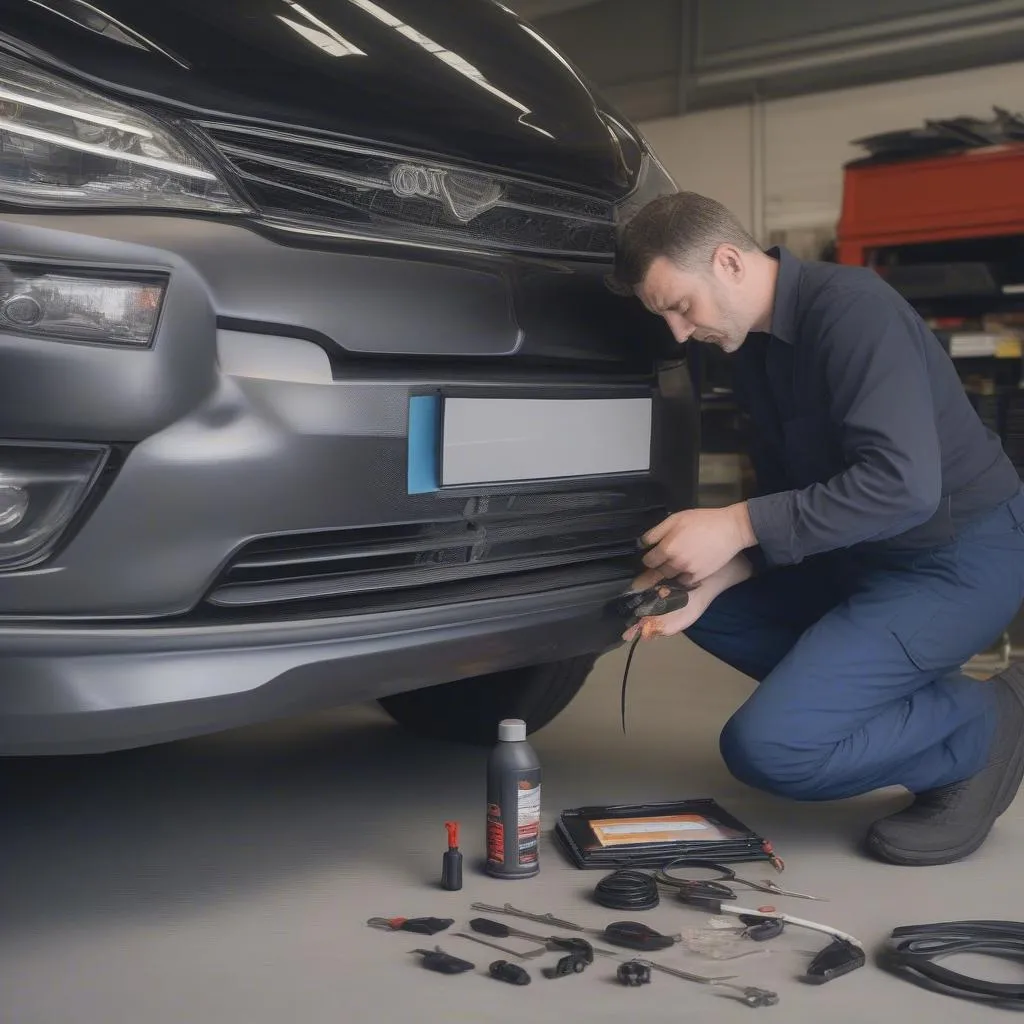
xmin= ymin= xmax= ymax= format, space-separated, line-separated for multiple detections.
xmin=554 ymin=798 xmax=774 ymax=869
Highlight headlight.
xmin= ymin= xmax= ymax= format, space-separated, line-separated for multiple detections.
xmin=0 ymin=443 xmax=108 ymax=571
xmin=615 ymin=150 xmax=678 ymax=226
xmin=0 ymin=260 xmax=166 ymax=347
xmin=0 ymin=53 xmax=247 ymax=212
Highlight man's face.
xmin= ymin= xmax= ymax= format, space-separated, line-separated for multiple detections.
xmin=636 ymin=250 xmax=752 ymax=354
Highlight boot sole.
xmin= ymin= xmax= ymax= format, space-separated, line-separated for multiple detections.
xmin=867 ymin=664 xmax=1024 ymax=866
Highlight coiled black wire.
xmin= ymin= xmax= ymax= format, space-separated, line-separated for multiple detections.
xmin=594 ymin=869 xmax=660 ymax=911
xmin=880 ymin=921 xmax=1024 ymax=1007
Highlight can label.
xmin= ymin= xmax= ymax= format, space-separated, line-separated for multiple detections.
xmin=516 ymin=778 xmax=541 ymax=865
xmin=486 ymin=803 xmax=504 ymax=864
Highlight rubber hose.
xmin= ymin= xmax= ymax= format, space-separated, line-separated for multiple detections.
xmin=880 ymin=920 xmax=1024 ymax=1007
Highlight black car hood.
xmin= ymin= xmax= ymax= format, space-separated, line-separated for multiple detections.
xmin=0 ymin=0 xmax=642 ymax=197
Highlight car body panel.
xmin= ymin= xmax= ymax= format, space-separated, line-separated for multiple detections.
xmin=0 ymin=0 xmax=642 ymax=194
xmin=0 ymin=1 xmax=697 ymax=754
xmin=0 ymin=576 xmax=626 ymax=755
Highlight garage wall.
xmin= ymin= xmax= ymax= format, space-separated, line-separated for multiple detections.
xmin=638 ymin=58 xmax=1024 ymax=245
xmin=639 ymin=105 xmax=755 ymax=232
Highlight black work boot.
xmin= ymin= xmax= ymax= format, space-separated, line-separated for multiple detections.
xmin=866 ymin=664 xmax=1024 ymax=866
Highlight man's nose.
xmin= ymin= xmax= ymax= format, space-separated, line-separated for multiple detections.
xmin=669 ymin=319 xmax=694 ymax=344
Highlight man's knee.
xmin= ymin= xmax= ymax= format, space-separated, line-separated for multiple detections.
xmin=719 ymin=708 xmax=837 ymax=800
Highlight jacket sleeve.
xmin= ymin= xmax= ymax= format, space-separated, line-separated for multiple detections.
xmin=744 ymin=289 xmax=942 ymax=566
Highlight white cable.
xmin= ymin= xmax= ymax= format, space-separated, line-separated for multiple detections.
xmin=717 ymin=903 xmax=863 ymax=949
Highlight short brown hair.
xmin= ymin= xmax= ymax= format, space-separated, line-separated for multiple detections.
xmin=608 ymin=191 xmax=759 ymax=295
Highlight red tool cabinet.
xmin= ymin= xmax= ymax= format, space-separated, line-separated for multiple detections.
xmin=837 ymin=142 xmax=1024 ymax=266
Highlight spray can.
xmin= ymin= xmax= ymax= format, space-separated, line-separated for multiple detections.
xmin=486 ymin=718 xmax=541 ymax=879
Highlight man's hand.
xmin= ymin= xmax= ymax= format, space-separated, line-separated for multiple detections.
xmin=622 ymin=581 xmax=712 ymax=641
xmin=640 ymin=503 xmax=756 ymax=585
xmin=623 ymin=553 xmax=754 ymax=642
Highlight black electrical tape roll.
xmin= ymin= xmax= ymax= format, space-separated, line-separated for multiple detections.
xmin=880 ymin=920 xmax=1024 ymax=1007
xmin=594 ymin=869 xmax=660 ymax=911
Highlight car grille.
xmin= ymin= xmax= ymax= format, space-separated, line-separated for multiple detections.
xmin=206 ymin=489 xmax=663 ymax=611
xmin=198 ymin=123 xmax=618 ymax=258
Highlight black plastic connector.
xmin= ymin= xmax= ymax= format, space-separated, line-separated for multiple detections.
xmin=543 ymin=954 xmax=588 ymax=979
xmin=804 ymin=938 xmax=866 ymax=984
xmin=489 ymin=960 xmax=531 ymax=986
xmin=617 ymin=961 xmax=652 ymax=987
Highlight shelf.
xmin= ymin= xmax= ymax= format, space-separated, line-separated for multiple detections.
xmin=944 ymin=333 xmax=1022 ymax=359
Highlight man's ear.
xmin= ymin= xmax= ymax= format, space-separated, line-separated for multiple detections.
xmin=713 ymin=244 xmax=745 ymax=282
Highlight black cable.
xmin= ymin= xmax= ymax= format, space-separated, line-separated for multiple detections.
xmin=880 ymin=920 xmax=1024 ymax=1008
xmin=594 ymin=869 xmax=660 ymax=911
xmin=620 ymin=633 xmax=642 ymax=734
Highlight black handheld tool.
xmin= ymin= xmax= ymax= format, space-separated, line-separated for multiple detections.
xmin=470 ymin=917 xmax=525 ymax=939
xmin=411 ymin=947 xmax=475 ymax=974
xmin=602 ymin=921 xmax=677 ymax=952
xmin=441 ymin=821 xmax=463 ymax=891
xmin=469 ymin=918 xmax=598 ymax=962
xmin=367 ymin=916 xmax=454 ymax=935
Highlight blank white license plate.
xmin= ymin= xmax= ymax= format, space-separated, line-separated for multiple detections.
xmin=440 ymin=396 xmax=652 ymax=487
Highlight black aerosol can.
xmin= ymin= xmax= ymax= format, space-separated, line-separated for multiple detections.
xmin=486 ymin=718 xmax=541 ymax=878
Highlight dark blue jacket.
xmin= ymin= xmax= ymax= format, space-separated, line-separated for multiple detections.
xmin=736 ymin=247 xmax=1020 ymax=567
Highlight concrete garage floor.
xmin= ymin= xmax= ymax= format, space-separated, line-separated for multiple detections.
xmin=2 ymin=637 xmax=1022 ymax=1024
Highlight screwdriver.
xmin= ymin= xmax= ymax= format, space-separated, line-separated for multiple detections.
xmin=470 ymin=917 xmax=679 ymax=956
xmin=467 ymin=906 xmax=683 ymax=954
xmin=469 ymin=918 xmax=618 ymax=960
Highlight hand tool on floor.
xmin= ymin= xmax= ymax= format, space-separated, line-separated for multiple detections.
xmin=470 ymin=902 xmax=585 ymax=932
xmin=467 ymin=902 xmax=771 ymax=991
xmin=410 ymin=946 xmax=475 ymax=974
xmin=633 ymin=959 xmax=779 ymax=1008
xmin=469 ymin=918 xmax=615 ymax=960
xmin=471 ymin=905 xmax=677 ymax=952
xmin=453 ymin=931 xmax=546 ymax=960
xmin=367 ymin=916 xmax=454 ymax=934
xmin=654 ymin=858 xmax=827 ymax=902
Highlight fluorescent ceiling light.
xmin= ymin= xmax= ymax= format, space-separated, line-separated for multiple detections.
xmin=344 ymin=0 xmax=554 ymax=137
xmin=280 ymin=0 xmax=366 ymax=56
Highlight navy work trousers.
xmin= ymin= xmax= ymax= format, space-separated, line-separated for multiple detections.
xmin=686 ymin=489 xmax=1024 ymax=801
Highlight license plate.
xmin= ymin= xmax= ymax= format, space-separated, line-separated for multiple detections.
xmin=414 ymin=395 xmax=652 ymax=489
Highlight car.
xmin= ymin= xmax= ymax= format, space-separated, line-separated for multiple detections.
xmin=0 ymin=0 xmax=698 ymax=755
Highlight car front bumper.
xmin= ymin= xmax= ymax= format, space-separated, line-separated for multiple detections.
xmin=0 ymin=576 xmax=627 ymax=755
xmin=0 ymin=212 xmax=697 ymax=753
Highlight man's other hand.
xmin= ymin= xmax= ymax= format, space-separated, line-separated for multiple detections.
xmin=623 ymin=552 xmax=755 ymax=642
xmin=623 ymin=582 xmax=711 ymax=641
xmin=640 ymin=504 xmax=755 ymax=584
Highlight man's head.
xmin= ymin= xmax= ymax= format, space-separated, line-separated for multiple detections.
xmin=609 ymin=192 xmax=776 ymax=353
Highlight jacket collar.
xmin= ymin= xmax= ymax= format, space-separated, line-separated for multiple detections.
xmin=766 ymin=246 xmax=800 ymax=345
